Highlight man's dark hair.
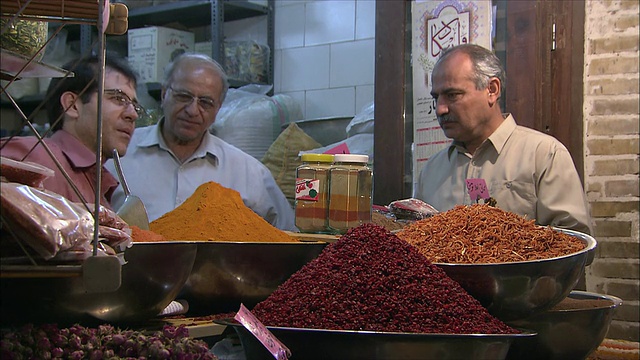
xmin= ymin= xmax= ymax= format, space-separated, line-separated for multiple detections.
xmin=46 ymin=52 xmax=138 ymax=131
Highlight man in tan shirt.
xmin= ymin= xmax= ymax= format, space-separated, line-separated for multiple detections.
xmin=415 ymin=44 xmax=592 ymax=234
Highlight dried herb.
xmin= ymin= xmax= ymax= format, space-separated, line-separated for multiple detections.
xmin=0 ymin=323 xmax=217 ymax=359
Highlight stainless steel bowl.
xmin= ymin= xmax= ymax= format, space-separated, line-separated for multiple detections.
xmin=434 ymin=228 xmax=597 ymax=321
xmin=0 ymin=242 xmax=197 ymax=324
xmin=282 ymin=117 xmax=352 ymax=146
xmin=217 ymin=319 xmax=535 ymax=360
xmin=506 ymin=291 xmax=622 ymax=360
xmin=179 ymin=241 xmax=328 ymax=316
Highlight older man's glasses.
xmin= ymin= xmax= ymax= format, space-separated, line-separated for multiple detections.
xmin=104 ymin=89 xmax=145 ymax=117
xmin=168 ymin=86 xmax=217 ymax=111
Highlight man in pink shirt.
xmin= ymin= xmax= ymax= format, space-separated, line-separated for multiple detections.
xmin=1 ymin=53 xmax=141 ymax=210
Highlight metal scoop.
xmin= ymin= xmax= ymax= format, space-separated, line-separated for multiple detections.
xmin=112 ymin=148 xmax=150 ymax=230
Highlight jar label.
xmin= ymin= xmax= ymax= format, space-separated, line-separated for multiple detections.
xmin=295 ymin=178 xmax=320 ymax=201
xmin=235 ymin=304 xmax=291 ymax=360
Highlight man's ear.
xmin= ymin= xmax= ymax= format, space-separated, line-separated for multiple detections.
xmin=60 ymin=91 xmax=81 ymax=119
xmin=487 ymin=77 xmax=501 ymax=106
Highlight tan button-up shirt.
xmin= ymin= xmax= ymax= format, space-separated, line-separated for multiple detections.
xmin=415 ymin=114 xmax=593 ymax=234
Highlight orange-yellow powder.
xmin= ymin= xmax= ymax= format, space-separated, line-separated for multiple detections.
xmin=149 ymin=181 xmax=295 ymax=242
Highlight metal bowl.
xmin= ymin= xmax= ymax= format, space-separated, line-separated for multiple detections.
xmin=434 ymin=228 xmax=597 ymax=321
xmin=506 ymin=291 xmax=622 ymax=360
xmin=0 ymin=242 xmax=197 ymax=324
xmin=179 ymin=241 xmax=328 ymax=316
xmin=217 ymin=319 xmax=535 ymax=360
xmin=282 ymin=117 xmax=352 ymax=146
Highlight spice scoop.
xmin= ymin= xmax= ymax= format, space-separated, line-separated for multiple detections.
xmin=112 ymin=148 xmax=150 ymax=230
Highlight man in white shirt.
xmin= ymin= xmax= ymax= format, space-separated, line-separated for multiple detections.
xmin=415 ymin=44 xmax=592 ymax=234
xmin=105 ymin=53 xmax=295 ymax=230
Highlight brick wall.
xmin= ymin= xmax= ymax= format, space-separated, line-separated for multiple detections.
xmin=584 ymin=0 xmax=640 ymax=342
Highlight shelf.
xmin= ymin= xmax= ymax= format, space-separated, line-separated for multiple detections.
xmin=1 ymin=0 xmax=128 ymax=35
xmin=0 ymin=0 xmax=102 ymax=22
xmin=0 ymin=265 xmax=82 ymax=278
xmin=0 ymin=49 xmax=72 ymax=80
xmin=128 ymin=0 xmax=268 ymax=29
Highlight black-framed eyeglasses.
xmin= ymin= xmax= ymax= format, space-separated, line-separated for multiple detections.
xmin=104 ymin=89 xmax=145 ymax=117
xmin=167 ymin=86 xmax=217 ymax=111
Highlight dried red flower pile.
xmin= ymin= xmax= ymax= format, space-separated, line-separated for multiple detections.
xmin=396 ymin=204 xmax=586 ymax=263
xmin=0 ymin=323 xmax=217 ymax=360
xmin=251 ymin=223 xmax=518 ymax=334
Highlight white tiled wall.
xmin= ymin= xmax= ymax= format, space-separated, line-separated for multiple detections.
xmin=275 ymin=0 xmax=376 ymax=119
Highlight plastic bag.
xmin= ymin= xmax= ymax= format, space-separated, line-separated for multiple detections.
xmin=346 ymin=101 xmax=374 ymax=137
xmin=0 ymin=183 xmax=132 ymax=260
xmin=70 ymin=203 xmax=132 ymax=252
xmin=388 ymin=198 xmax=439 ymax=221
xmin=0 ymin=156 xmax=55 ymax=188
xmin=211 ymin=85 xmax=303 ymax=160
xmin=0 ymin=182 xmax=94 ymax=259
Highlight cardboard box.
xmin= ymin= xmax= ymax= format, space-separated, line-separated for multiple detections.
xmin=128 ymin=26 xmax=195 ymax=83
xmin=194 ymin=41 xmax=213 ymax=57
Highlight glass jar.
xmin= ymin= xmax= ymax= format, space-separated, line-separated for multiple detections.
xmin=328 ymin=154 xmax=373 ymax=234
xmin=295 ymin=153 xmax=334 ymax=233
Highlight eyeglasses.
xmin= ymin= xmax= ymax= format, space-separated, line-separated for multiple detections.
xmin=167 ymin=86 xmax=217 ymax=111
xmin=104 ymin=89 xmax=145 ymax=117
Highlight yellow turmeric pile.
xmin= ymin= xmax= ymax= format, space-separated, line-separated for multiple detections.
xmin=150 ymin=181 xmax=295 ymax=242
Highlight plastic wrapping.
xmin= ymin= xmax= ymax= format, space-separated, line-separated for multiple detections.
xmin=0 ymin=183 xmax=133 ymax=260
xmin=212 ymin=85 xmax=303 ymax=160
xmin=1 ymin=182 xmax=94 ymax=259
xmin=346 ymin=101 xmax=375 ymax=137
xmin=388 ymin=198 xmax=439 ymax=221
xmin=0 ymin=156 xmax=55 ymax=188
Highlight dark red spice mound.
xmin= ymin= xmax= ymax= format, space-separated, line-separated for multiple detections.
xmin=251 ymin=223 xmax=518 ymax=334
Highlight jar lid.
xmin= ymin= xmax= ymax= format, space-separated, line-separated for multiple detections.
xmin=301 ymin=153 xmax=334 ymax=163
xmin=334 ymin=154 xmax=369 ymax=163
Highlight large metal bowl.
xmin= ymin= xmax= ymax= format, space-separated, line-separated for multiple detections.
xmin=179 ymin=241 xmax=328 ymax=316
xmin=282 ymin=117 xmax=352 ymax=146
xmin=0 ymin=242 xmax=197 ymax=324
xmin=217 ymin=319 xmax=535 ymax=360
xmin=434 ymin=228 xmax=597 ymax=321
xmin=506 ymin=291 xmax=622 ymax=360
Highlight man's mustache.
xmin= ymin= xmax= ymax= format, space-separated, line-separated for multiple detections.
xmin=438 ymin=115 xmax=454 ymax=124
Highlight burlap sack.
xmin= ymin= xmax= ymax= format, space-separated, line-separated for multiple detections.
xmin=262 ymin=123 xmax=322 ymax=206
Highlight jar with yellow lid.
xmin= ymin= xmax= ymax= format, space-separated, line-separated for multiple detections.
xmin=295 ymin=153 xmax=334 ymax=233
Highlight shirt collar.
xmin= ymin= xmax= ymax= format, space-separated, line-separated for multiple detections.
xmin=138 ymin=118 xmax=220 ymax=163
xmin=50 ymin=130 xmax=97 ymax=168
xmin=446 ymin=113 xmax=516 ymax=159
xmin=486 ymin=113 xmax=517 ymax=155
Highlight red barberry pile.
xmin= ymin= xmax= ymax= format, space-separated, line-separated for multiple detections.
xmin=251 ymin=223 xmax=518 ymax=334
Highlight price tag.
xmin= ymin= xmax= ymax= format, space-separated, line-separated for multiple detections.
xmin=235 ymin=304 xmax=291 ymax=360
xmin=324 ymin=142 xmax=350 ymax=155
xmin=465 ymin=178 xmax=490 ymax=202
xmin=295 ymin=178 xmax=320 ymax=201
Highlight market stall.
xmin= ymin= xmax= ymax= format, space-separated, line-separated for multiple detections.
xmin=1 ymin=2 xmax=635 ymax=360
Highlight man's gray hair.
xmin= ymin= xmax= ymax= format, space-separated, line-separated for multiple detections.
xmin=162 ymin=53 xmax=230 ymax=104
xmin=436 ymin=44 xmax=506 ymax=93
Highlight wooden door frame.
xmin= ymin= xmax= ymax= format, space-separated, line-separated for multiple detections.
xmin=505 ymin=0 xmax=585 ymax=178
